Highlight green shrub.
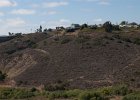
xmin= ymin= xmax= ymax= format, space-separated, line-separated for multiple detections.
xmin=0 ymin=88 xmax=14 ymax=99
xmin=45 ymin=84 xmax=65 ymax=91
xmin=112 ymin=85 xmax=130 ymax=96
xmin=45 ymin=81 xmax=69 ymax=91
xmin=25 ymin=40 xmax=37 ymax=48
xmin=60 ymin=38 xmax=71 ymax=44
xmin=13 ymin=89 xmax=34 ymax=99
xmin=48 ymin=93 xmax=56 ymax=100
xmin=79 ymin=92 xmax=92 ymax=100
xmin=123 ymin=92 xmax=140 ymax=100
xmin=79 ymin=91 xmax=106 ymax=100
xmin=65 ymin=89 xmax=82 ymax=98
xmin=75 ymin=35 xmax=91 ymax=44
xmin=0 ymin=85 xmax=137 ymax=100
xmin=133 ymin=38 xmax=140 ymax=45
xmin=98 ymin=87 xmax=112 ymax=96
xmin=0 ymin=88 xmax=35 ymax=99
xmin=47 ymin=91 xmax=68 ymax=100
xmin=31 ymin=44 xmax=38 ymax=48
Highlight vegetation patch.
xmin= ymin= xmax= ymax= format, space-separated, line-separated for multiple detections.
xmin=75 ymin=35 xmax=91 ymax=44
xmin=80 ymin=28 xmax=95 ymax=33
xmin=25 ymin=40 xmax=37 ymax=48
xmin=123 ymin=92 xmax=140 ymax=100
xmin=93 ymin=39 xmax=103 ymax=46
xmin=0 ymin=85 xmax=138 ymax=100
xmin=0 ymin=71 xmax=6 ymax=81
xmin=0 ymin=88 xmax=35 ymax=99
xmin=45 ymin=81 xmax=69 ymax=91
xmin=133 ymin=38 xmax=140 ymax=45
xmin=60 ymin=37 xmax=71 ymax=44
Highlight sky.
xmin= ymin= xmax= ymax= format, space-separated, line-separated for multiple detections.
xmin=0 ymin=0 xmax=140 ymax=35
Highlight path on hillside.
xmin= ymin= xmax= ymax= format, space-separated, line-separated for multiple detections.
xmin=35 ymin=49 xmax=50 ymax=55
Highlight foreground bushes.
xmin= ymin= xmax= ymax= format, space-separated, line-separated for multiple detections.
xmin=123 ymin=92 xmax=140 ymax=100
xmin=43 ymin=85 xmax=132 ymax=100
xmin=0 ymin=85 xmax=138 ymax=100
xmin=0 ymin=88 xmax=35 ymax=99
xmin=79 ymin=91 xmax=107 ymax=100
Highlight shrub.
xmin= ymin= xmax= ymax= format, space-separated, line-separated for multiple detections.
xmin=134 ymin=71 xmax=140 ymax=76
xmin=117 ymin=40 xmax=123 ymax=43
xmin=0 ymin=71 xmax=6 ymax=81
xmin=123 ymin=92 xmax=140 ymax=100
xmin=65 ymin=89 xmax=82 ymax=98
xmin=60 ymin=38 xmax=71 ymax=44
xmin=25 ymin=40 xmax=37 ymax=48
xmin=50 ymin=91 xmax=68 ymax=99
xmin=133 ymin=38 xmax=140 ymax=45
xmin=45 ymin=81 xmax=69 ymax=91
xmin=79 ymin=91 xmax=106 ymax=100
xmin=103 ymin=21 xmax=113 ymax=33
xmin=79 ymin=92 xmax=92 ymax=100
xmin=99 ymin=87 xmax=112 ymax=96
xmin=93 ymin=38 xmax=104 ymax=46
xmin=48 ymin=93 xmax=56 ymax=100
xmin=112 ymin=85 xmax=130 ymax=96
xmin=104 ymin=36 xmax=114 ymax=40
xmin=54 ymin=37 xmax=60 ymax=41
xmin=43 ymin=41 xmax=47 ymax=45
xmin=46 ymin=84 xmax=65 ymax=91
xmin=112 ymin=34 xmax=121 ymax=39
xmin=75 ymin=35 xmax=91 ymax=44
xmin=0 ymin=88 xmax=35 ymax=99
xmin=13 ymin=89 xmax=34 ymax=99
xmin=0 ymin=88 xmax=14 ymax=99
xmin=121 ymin=37 xmax=132 ymax=43
xmin=30 ymin=87 xmax=37 ymax=92
xmin=31 ymin=44 xmax=38 ymax=48
xmin=16 ymin=80 xmax=23 ymax=86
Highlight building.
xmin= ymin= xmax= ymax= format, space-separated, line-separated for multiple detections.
xmin=71 ymin=24 xmax=80 ymax=29
xmin=119 ymin=22 xmax=139 ymax=28
xmin=119 ymin=24 xmax=139 ymax=28
xmin=56 ymin=26 xmax=65 ymax=30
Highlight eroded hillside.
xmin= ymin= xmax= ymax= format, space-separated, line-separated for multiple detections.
xmin=0 ymin=30 xmax=140 ymax=89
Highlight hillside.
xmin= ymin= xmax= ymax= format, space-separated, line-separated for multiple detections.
xmin=0 ymin=29 xmax=140 ymax=89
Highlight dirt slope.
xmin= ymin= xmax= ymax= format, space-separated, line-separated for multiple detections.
xmin=0 ymin=31 xmax=140 ymax=88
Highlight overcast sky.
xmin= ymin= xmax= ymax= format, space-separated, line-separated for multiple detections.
xmin=0 ymin=0 xmax=140 ymax=35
